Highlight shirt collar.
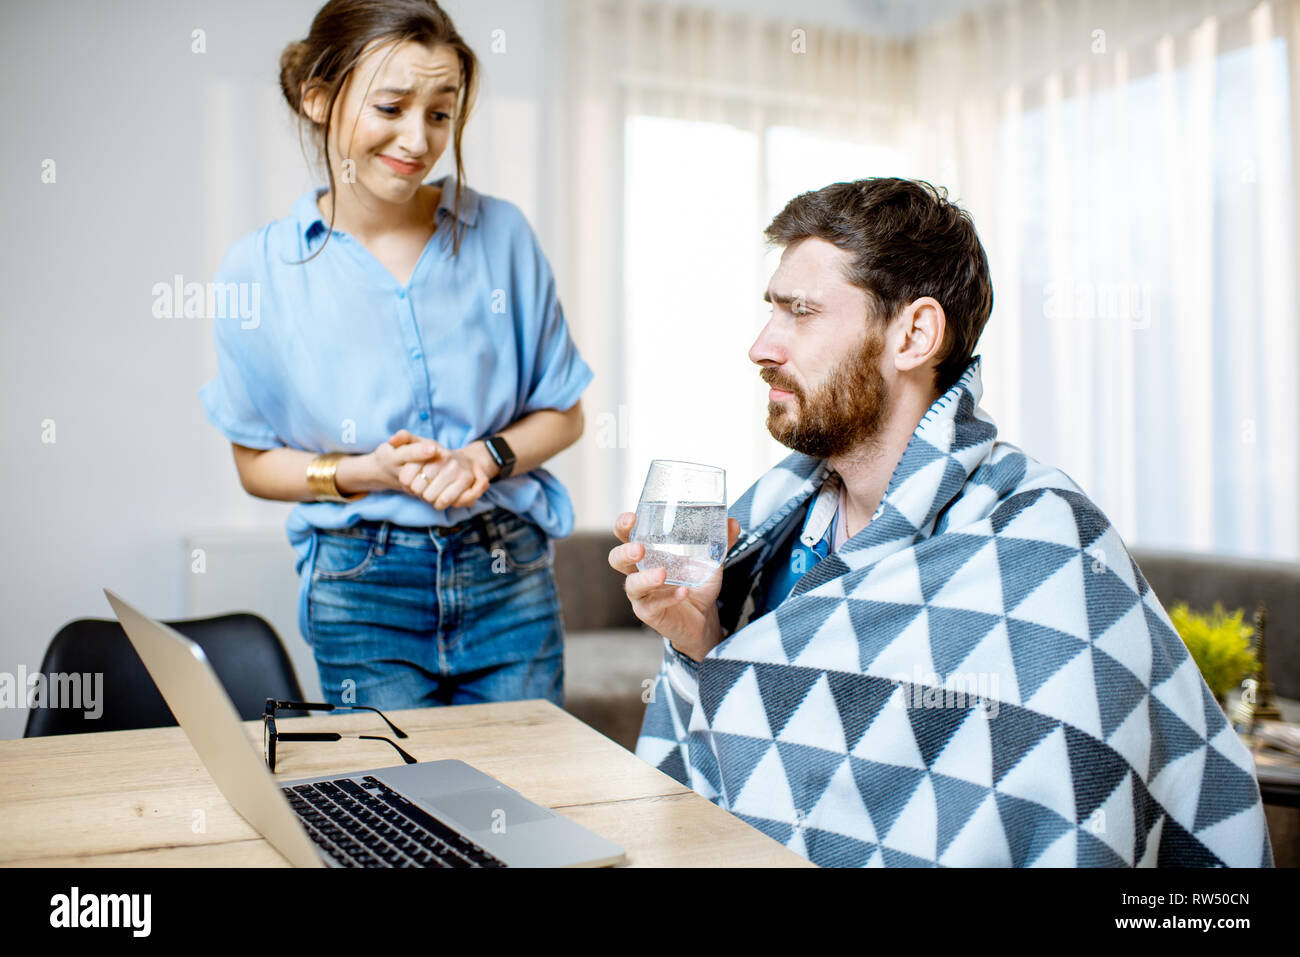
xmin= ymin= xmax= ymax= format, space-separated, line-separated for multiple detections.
xmin=294 ymin=174 xmax=480 ymax=244
xmin=801 ymin=472 xmax=843 ymax=548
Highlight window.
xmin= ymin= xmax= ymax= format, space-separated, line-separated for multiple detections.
xmin=623 ymin=114 xmax=908 ymax=508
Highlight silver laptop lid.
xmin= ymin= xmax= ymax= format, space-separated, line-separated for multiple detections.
xmin=103 ymin=589 xmax=324 ymax=867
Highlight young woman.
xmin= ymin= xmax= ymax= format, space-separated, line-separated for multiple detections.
xmin=199 ymin=0 xmax=590 ymax=711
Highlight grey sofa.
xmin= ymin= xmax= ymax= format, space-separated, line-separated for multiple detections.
xmin=555 ymin=530 xmax=662 ymax=754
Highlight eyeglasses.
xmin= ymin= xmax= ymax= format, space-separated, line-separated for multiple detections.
xmin=263 ymin=698 xmax=416 ymax=772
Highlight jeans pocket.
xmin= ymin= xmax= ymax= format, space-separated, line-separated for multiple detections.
xmin=491 ymin=514 xmax=553 ymax=573
xmin=313 ymin=529 xmax=379 ymax=580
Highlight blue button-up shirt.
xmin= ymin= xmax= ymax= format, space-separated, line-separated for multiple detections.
xmin=751 ymin=475 xmax=842 ymax=621
xmin=198 ymin=176 xmax=593 ymax=575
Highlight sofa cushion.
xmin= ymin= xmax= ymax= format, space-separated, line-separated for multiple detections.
xmin=554 ymin=533 xmax=642 ymax=632
xmin=562 ymin=628 xmax=663 ymax=751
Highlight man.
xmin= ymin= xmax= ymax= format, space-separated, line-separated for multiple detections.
xmin=608 ymin=178 xmax=1271 ymax=868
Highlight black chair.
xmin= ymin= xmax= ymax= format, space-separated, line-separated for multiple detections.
xmin=23 ymin=612 xmax=305 ymax=737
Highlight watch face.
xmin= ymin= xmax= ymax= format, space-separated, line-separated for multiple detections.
xmin=488 ymin=436 xmax=515 ymax=475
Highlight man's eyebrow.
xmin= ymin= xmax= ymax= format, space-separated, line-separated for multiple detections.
xmin=374 ymin=84 xmax=459 ymax=97
xmin=763 ymin=288 xmax=821 ymax=309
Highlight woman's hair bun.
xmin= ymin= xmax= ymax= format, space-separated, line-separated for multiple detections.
xmin=279 ymin=40 xmax=310 ymax=113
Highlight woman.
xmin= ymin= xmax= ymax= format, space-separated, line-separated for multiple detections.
xmin=198 ymin=0 xmax=590 ymax=712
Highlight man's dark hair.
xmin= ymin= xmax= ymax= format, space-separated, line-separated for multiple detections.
xmin=765 ymin=178 xmax=993 ymax=395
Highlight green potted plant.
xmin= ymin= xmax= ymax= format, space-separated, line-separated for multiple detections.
xmin=1167 ymin=602 xmax=1260 ymax=707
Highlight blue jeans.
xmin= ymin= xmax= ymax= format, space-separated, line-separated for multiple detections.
xmin=296 ymin=509 xmax=564 ymax=711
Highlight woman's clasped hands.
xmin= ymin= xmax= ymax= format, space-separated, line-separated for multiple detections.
xmin=372 ymin=429 xmax=492 ymax=510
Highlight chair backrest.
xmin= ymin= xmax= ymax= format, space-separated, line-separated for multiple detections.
xmin=23 ymin=612 xmax=305 ymax=737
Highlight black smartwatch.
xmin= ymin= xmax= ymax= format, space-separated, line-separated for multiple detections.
xmin=484 ymin=435 xmax=516 ymax=479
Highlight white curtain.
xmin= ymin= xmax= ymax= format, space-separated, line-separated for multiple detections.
xmin=912 ymin=0 xmax=1298 ymax=559
xmin=553 ymin=0 xmax=1299 ymax=562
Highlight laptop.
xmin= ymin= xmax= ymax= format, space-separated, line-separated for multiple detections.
xmin=103 ymin=589 xmax=627 ymax=868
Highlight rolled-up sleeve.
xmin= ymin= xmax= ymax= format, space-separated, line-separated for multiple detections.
xmin=198 ymin=241 xmax=283 ymax=449
xmin=515 ymin=221 xmax=593 ymax=416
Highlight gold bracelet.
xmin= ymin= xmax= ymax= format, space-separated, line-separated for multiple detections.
xmin=307 ymin=452 xmax=367 ymax=503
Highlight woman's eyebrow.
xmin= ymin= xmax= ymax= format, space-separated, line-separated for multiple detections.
xmin=374 ymin=83 xmax=458 ymax=97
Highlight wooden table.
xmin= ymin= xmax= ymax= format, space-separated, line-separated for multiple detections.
xmin=0 ymin=700 xmax=813 ymax=868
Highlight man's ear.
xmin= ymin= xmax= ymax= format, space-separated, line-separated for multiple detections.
xmin=893 ymin=297 xmax=946 ymax=378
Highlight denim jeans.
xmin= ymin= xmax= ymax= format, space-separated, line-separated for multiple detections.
xmin=296 ymin=508 xmax=564 ymax=711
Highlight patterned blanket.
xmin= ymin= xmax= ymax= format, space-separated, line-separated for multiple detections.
xmin=636 ymin=359 xmax=1272 ymax=867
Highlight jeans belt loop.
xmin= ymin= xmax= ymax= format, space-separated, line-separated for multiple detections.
xmin=375 ymin=520 xmax=390 ymax=555
xmin=476 ymin=511 xmax=495 ymax=552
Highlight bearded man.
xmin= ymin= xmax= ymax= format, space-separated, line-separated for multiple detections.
xmin=608 ymin=178 xmax=1271 ymax=868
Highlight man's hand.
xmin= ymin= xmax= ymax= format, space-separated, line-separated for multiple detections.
xmin=387 ymin=430 xmax=492 ymax=510
xmin=608 ymin=511 xmax=741 ymax=662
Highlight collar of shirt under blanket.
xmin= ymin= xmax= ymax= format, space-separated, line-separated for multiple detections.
xmin=802 ymin=471 xmax=848 ymax=553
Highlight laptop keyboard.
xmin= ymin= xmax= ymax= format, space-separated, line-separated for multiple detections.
xmin=282 ymin=775 xmax=507 ymax=868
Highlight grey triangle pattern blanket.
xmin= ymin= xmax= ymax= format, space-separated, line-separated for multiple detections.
xmin=635 ymin=358 xmax=1272 ymax=867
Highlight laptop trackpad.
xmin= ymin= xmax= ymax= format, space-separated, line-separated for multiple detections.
xmin=431 ymin=788 xmax=554 ymax=833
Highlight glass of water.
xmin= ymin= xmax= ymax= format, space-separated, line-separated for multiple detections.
xmin=631 ymin=460 xmax=727 ymax=587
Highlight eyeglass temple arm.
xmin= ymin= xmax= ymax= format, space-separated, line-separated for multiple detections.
xmin=275 ymin=732 xmax=416 ymax=765
xmin=338 ymin=706 xmax=408 ymax=739
xmin=359 ymin=735 xmax=418 ymax=764
xmin=266 ymin=700 xmax=408 ymax=739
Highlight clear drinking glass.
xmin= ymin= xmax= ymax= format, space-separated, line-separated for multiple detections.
xmin=631 ymin=460 xmax=727 ymax=587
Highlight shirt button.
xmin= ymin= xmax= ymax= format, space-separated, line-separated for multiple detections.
xmin=410 ymin=349 xmax=421 ymax=359
xmin=419 ymin=411 xmax=429 ymax=420
xmin=397 ymin=288 xmax=407 ymax=299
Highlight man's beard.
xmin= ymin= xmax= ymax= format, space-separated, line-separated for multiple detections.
xmin=761 ymin=329 xmax=889 ymax=459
